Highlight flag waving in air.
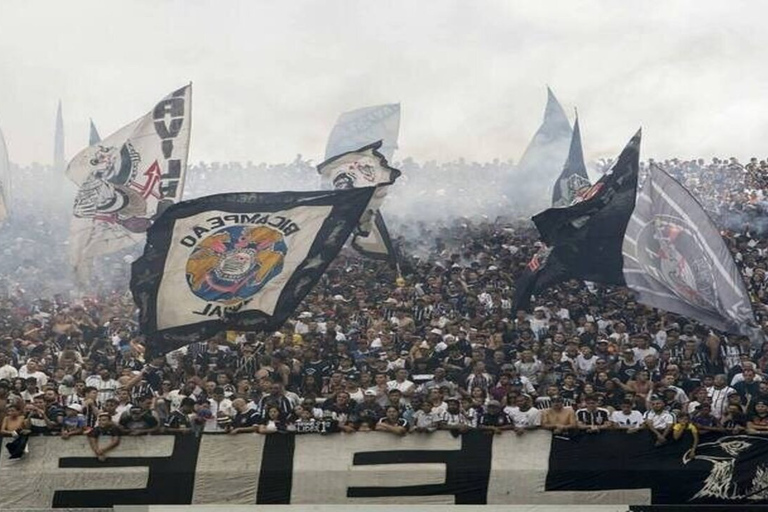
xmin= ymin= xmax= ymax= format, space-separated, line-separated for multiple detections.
xmin=551 ymin=113 xmax=589 ymax=207
xmin=623 ymin=164 xmax=761 ymax=341
xmin=317 ymin=140 xmax=401 ymax=241
xmin=67 ymin=84 xmax=192 ymax=282
xmin=325 ymin=104 xmax=402 ymax=264
xmin=513 ymin=130 xmax=641 ymax=310
xmin=89 ymin=119 xmax=101 ymax=146
xmin=130 ymin=187 xmax=374 ymax=354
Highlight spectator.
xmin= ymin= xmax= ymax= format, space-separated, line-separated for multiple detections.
xmin=88 ymin=413 xmax=121 ymax=462
xmin=165 ymin=397 xmax=197 ymax=434
xmin=610 ymin=400 xmax=644 ymax=432
xmin=61 ymin=403 xmax=87 ymax=438
xmin=576 ymin=395 xmax=611 ymax=434
xmin=644 ymin=397 xmax=675 ymax=446
xmin=228 ymin=398 xmax=260 ymax=434
xmin=477 ymin=400 xmax=514 ymax=435
xmin=118 ymin=402 xmax=159 ymax=436
xmin=672 ymin=412 xmax=699 ymax=459
xmin=504 ymin=394 xmax=541 ymax=435
xmin=375 ymin=405 xmax=408 ymax=436
xmin=541 ymin=396 xmax=576 ymax=436
xmin=746 ymin=399 xmax=768 ymax=435
xmin=1 ymin=403 xmax=30 ymax=459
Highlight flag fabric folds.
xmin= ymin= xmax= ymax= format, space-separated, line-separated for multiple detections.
xmin=317 ymin=140 xmax=401 ymax=239
xmin=551 ymin=114 xmax=589 ymax=207
xmin=0 ymin=124 xmax=10 ymax=222
xmin=325 ymin=104 xmax=400 ymax=161
xmin=514 ymin=130 xmax=641 ymax=310
xmin=67 ymin=85 xmax=192 ymax=281
xmin=513 ymin=87 xmax=573 ymax=213
xmin=622 ymin=164 xmax=759 ymax=337
xmin=89 ymin=119 xmax=101 ymax=146
xmin=130 ymin=187 xmax=375 ymax=354
xmin=533 ymin=129 xmax=641 ymax=284
xmin=325 ymin=105 xmax=401 ymax=264
xmin=350 ymin=210 xmax=398 ymax=263
xmin=511 ymin=245 xmax=569 ymax=312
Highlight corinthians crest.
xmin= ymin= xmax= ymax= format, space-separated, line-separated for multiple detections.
xmin=637 ymin=214 xmax=719 ymax=311
xmin=72 ymin=142 xmax=161 ymax=232
xmin=331 ymin=157 xmax=378 ymax=190
xmin=185 ymin=225 xmax=287 ymax=306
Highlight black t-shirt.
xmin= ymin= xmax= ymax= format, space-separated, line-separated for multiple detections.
xmin=232 ymin=409 xmax=261 ymax=428
xmin=119 ymin=411 xmax=159 ymax=431
xmin=165 ymin=410 xmax=193 ymax=430
xmin=478 ymin=411 xmax=512 ymax=427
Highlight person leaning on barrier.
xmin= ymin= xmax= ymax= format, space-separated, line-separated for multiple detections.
xmin=609 ymin=400 xmax=645 ymax=433
xmin=88 ymin=413 xmax=121 ymax=462
xmin=164 ymin=397 xmax=197 ymax=434
xmin=477 ymin=400 xmax=514 ymax=435
xmin=576 ymin=395 xmax=611 ymax=434
xmin=228 ymin=398 xmax=261 ymax=434
xmin=541 ymin=396 xmax=576 ymax=436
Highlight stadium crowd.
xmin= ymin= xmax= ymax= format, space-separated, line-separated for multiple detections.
xmin=2 ymin=156 xmax=768 ymax=461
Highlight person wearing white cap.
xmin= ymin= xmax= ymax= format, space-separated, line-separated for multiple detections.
xmin=61 ymin=403 xmax=87 ymax=438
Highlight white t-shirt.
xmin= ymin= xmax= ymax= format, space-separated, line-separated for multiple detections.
xmin=643 ymin=410 xmax=674 ymax=429
xmin=387 ymin=379 xmax=415 ymax=403
xmin=0 ymin=364 xmax=18 ymax=381
xmin=504 ymin=406 xmax=541 ymax=427
xmin=610 ymin=410 xmax=644 ymax=428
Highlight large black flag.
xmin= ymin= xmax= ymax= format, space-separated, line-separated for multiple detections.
xmin=514 ymin=130 xmax=641 ymax=308
xmin=623 ymin=164 xmax=762 ymax=341
xmin=131 ymin=187 xmax=374 ymax=354
xmin=511 ymin=245 xmax=569 ymax=312
xmin=551 ymin=114 xmax=590 ymax=207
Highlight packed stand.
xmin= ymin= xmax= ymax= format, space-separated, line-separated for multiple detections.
xmin=1 ymin=157 xmax=768 ymax=461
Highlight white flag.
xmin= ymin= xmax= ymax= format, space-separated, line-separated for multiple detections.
xmin=317 ymin=141 xmax=400 ymax=237
xmin=67 ymin=85 xmax=192 ymax=281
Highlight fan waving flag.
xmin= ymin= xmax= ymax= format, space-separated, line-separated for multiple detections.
xmin=67 ymin=84 xmax=192 ymax=281
xmin=551 ymin=113 xmax=589 ymax=207
xmin=131 ymin=187 xmax=374 ymax=354
xmin=623 ymin=164 xmax=761 ymax=341
xmin=317 ymin=141 xmax=401 ymax=239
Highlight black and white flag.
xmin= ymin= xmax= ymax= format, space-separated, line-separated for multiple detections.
xmin=622 ymin=164 xmax=760 ymax=339
xmin=130 ymin=187 xmax=374 ymax=354
xmin=317 ymin=140 xmax=401 ymax=239
xmin=551 ymin=114 xmax=589 ymax=207
xmin=325 ymin=105 xmax=402 ymax=264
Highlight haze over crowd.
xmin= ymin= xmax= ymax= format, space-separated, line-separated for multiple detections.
xmin=1 ymin=1 xmax=768 ymax=168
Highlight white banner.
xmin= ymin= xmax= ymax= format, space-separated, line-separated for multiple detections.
xmin=67 ymin=84 xmax=192 ymax=280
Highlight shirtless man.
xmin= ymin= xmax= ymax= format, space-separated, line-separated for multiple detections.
xmin=541 ymin=396 xmax=576 ymax=435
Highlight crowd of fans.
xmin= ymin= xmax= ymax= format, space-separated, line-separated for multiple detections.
xmin=1 ymin=156 xmax=768 ymax=461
